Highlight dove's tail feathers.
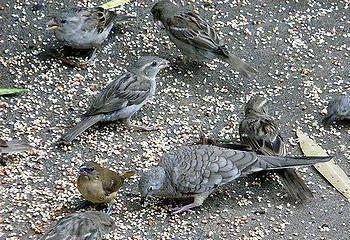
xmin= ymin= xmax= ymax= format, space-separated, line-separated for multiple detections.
xmin=258 ymin=155 xmax=332 ymax=170
xmin=227 ymin=53 xmax=257 ymax=78
xmin=0 ymin=140 xmax=32 ymax=154
xmin=275 ymin=169 xmax=313 ymax=201
xmin=59 ymin=115 xmax=102 ymax=144
xmin=122 ymin=171 xmax=135 ymax=180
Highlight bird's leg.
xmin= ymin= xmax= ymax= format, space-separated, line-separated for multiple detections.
xmin=106 ymin=203 xmax=113 ymax=216
xmin=171 ymin=203 xmax=200 ymax=214
xmin=83 ymin=48 xmax=98 ymax=65
xmin=49 ymin=47 xmax=97 ymax=68
xmin=75 ymin=200 xmax=93 ymax=210
xmin=171 ymin=194 xmax=206 ymax=214
xmin=123 ymin=117 xmax=159 ymax=132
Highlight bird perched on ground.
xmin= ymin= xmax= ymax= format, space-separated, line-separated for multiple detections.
xmin=138 ymin=145 xmax=332 ymax=213
xmin=151 ymin=0 xmax=256 ymax=78
xmin=239 ymin=96 xmax=313 ymax=201
xmin=323 ymin=94 xmax=350 ymax=124
xmin=59 ymin=56 xmax=169 ymax=143
xmin=39 ymin=211 xmax=115 ymax=240
xmin=0 ymin=138 xmax=32 ymax=154
xmin=77 ymin=161 xmax=134 ymax=213
xmin=46 ymin=6 xmax=134 ymax=66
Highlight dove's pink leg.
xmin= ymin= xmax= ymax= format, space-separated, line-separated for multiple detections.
xmin=171 ymin=203 xmax=200 ymax=214
xmin=171 ymin=194 xmax=208 ymax=214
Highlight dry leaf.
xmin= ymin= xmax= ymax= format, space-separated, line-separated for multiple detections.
xmin=296 ymin=128 xmax=350 ymax=201
xmin=0 ymin=88 xmax=26 ymax=96
xmin=100 ymin=0 xmax=130 ymax=10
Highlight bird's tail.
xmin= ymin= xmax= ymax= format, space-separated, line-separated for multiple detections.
xmin=121 ymin=171 xmax=135 ymax=180
xmin=0 ymin=140 xmax=32 ymax=154
xmin=274 ymin=169 xmax=313 ymax=201
xmin=258 ymin=155 xmax=333 ymax=170
xmin=227 ymin=53 xmax=257 ymax=78
xmin=59 ymin=115 xmax=102 ymax=144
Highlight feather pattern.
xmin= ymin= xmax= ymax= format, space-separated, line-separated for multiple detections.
xmin=84 ymin=73 xmax=153 ymax=117
xmin=167 ymin=12 xmax=228 ymax=56
xmin=40 ymin=211 xmax=115 ymax=240
xmin=157 ymin=145 xmax=331 ymax=197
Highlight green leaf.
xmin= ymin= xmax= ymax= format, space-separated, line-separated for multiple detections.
xmin=296 ymin=128 xmax=350 ymax=201
xmin=100 ymin=0 xmax=130 ymax=9
xmin=0 ymin=88 xmax=27 ymax=96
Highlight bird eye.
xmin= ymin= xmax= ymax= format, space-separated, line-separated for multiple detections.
xmin=151 ymin=61 xmax=157 ymax=67
xmin=148 ymin=186 xmax=154 ymax=191
xmin=60 ymin=19 xmax=67 ymax=24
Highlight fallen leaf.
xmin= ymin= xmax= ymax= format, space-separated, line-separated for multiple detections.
xmin=0 ymin=88 xmax=27 ymax=96
xmin=296 ymin=128 xmax=350 ymax=201
xmin=100 ymin=0 xmax=130 ymax=10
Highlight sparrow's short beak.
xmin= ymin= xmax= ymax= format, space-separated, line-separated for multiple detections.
xmin=46 ymin=19 xmax=60 ymax=31
xmin=159 ymin=60 xmax=170 ymax=69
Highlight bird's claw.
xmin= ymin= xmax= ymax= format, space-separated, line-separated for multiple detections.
xmin=105 ymin=205 xmax=113 ymax=216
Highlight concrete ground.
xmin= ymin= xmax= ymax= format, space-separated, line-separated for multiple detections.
xmin=0 ymin=0 xmax=349 ymax=239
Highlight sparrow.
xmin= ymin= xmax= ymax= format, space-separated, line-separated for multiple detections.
xmin=59 ymin=56 xmax=169 ymax=143
xmin=39 ymin=211 xmax=115 ymax=240
xmin=239 ymin=96 xmax=313 ymax=201
xmin=323 ymin=94 xmax=350 ymax=124
xmin=46 ymin=6 xmax=134 ymax=66
xmin=77 ymin=161 xmax=134 ymax=213
xmin=151 ymin=0 xmax=257 ymax=78
xmin=0 ymin=138 xmax=32 ymax=154
xmin=139 ymin=145 xmax=332 ymax=213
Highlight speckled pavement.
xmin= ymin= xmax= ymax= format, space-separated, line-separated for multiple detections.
xmin=0 ymin=0 xmax=349 ymax=239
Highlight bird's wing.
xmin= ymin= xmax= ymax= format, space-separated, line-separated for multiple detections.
xmin=85 ymin=211 xmax=116 ymax=231
xmin=161 ymin=145 xmax=331 ymax=194
xmin=239 ymin=116 xmax=286 ymax=157
xmin=161 ymin=146 xmax=241 ymax=194
xmin=40 ymin=213 xmax=101 ymax=240
xmin=101 ymin=170 xmax=124 ymax=195
xmin=166 ymin=12 xmax=227 ymax=55
xmin=79 ymin=7 xmax=116 ymax=33
xmin=84 ymin=73 xmax=152 ymax=116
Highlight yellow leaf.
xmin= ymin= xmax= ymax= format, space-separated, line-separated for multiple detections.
xmin=100 ymin=0 xmax=130 ymax=10
xmin=296 ymin=128 xmax=350 ymax=201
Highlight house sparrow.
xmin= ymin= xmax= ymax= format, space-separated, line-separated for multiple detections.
xmin=39 ymin=211 xmax=115 ymax=240
xmin=239 ymin=96 xmax=313 ymax=201
xmin=0 ymin=138 xmax=32 ymax=154
xmin=323 ymin=94 xmax=350 ymax=124
xmin=59 ymin=56 xmax=169 ymax=143
xmin=46 ymin=6 xmax=134 ymax=66
xmin=77 ymin=161 xmax=134 ymax=213
xmin=151 ymin=0 xmax=257 ymax=78
xmin=139 ymin=145 xmax=332 ymax=213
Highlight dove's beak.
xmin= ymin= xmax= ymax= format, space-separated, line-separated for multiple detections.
xmin=46 ymin=19 xmax=60 ymax=31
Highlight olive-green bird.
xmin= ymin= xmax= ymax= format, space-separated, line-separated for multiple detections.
xmin=77 ymin=161 xmax=134 ymax=214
